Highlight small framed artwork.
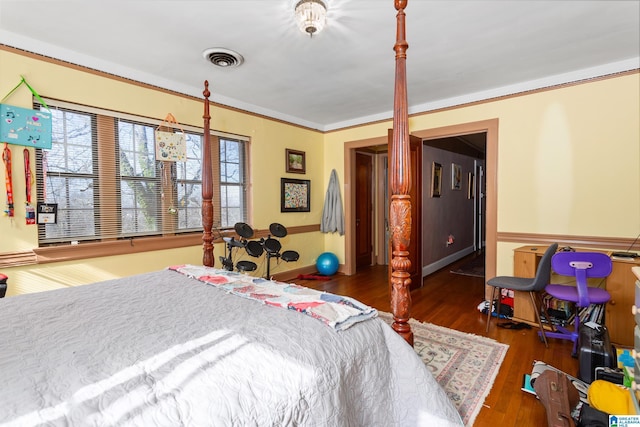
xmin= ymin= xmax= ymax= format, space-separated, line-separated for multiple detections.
xmin=431 ymin=162 xmax=442 ymax=198
xmin=285 ymin=149 xmax=306 ymax=174
xmin=467 ymin=172 xmax=475 ymax=199
xmin=281 ymin=178 xmax=311 ymax=212
xmin=451 ymin=163 xmax=462 ymax=190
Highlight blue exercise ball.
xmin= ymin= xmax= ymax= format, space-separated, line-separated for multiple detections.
xmin=316 ymin=252 xmax=339 ymax=276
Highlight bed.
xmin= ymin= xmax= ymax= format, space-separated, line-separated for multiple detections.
xmin=0 ymin=265 xmax=461 ymax=426
xmin=0 ymin=1 xmax=463 ymax=426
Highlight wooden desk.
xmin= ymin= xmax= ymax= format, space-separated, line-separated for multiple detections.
xmin=512 ymin=245 xmax=640 ymax=347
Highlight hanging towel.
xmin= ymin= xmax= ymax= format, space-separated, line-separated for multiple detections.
xmin=321 ymin=169 xmax=345 ymax=235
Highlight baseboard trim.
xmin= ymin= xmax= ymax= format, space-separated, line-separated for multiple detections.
xmin=422 ymin=246 xmax=476 ymax=277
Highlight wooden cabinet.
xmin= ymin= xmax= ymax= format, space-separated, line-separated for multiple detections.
xmin=606 ymin=258 xmax=640 ymax=346
xmin=511 ymin=246 xmax=541 ymax=325
xmin=510 ymin=245 xmax=640 ymax=347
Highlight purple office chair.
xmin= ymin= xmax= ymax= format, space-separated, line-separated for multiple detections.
xmin=543 ymin=252 xmax=612 ymax=356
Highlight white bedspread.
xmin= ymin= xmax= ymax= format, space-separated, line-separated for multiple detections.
xmin=0 ymin=268 xmax=462 ymax=426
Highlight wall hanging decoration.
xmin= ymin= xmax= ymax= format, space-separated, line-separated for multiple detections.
xmin=451 ymin=163 xmax=462 ymax=190
xmin=281 ymin=177 xmax=310 ymax=212
xmin=36 ymin=202 xmax=57 ymax=224
xmin=285 ymin=148 xmax=306 ymax=174
xmin=431 ymin=162 xmax=442 ymax=197
xmin=0 ymin=76 xmax=52 ymax=149
xmin=155 ymin=113 xmax=186 ymax=162
xmin=37 ymin=150 xmax=57 ymax=224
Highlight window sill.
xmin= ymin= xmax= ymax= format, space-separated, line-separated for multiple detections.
xmin=33 ymin=233 xmax=204 ymax=264
xmin=1 ymin=224 xmax=320 ymax=268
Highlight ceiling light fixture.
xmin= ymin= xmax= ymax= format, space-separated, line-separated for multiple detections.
xmin=294 ymin=0 xmax=327 ymax=37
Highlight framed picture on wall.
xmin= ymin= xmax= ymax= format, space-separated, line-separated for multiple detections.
xmin=431 ymin=162 xmax=442 ymax=197
xmin=467 ymin=172 xmax=475 ymax=199
xmin=281 ymin=178 xmax=310 ymax=212
xmin=451 ymin=163 xmax=462 ymax=190
xmin=285 ymin=149 xmax=306 ymax=174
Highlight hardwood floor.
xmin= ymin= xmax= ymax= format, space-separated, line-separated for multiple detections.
xmin=292 ymin=253 xmax=579 ymax=427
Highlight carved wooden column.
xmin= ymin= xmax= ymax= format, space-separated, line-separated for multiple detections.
xmin=390 ymin=0 xmax=413 ymax=346
xmin=202 ymin=81 xmax=214 ymax=267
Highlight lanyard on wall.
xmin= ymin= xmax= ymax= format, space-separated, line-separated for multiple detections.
xmin=24 ymin=148 xmax=35 ymax=224
xmin=2 ymin=143 xmax=14 ymax=218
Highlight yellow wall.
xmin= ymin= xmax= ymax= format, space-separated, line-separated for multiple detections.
xmin=2 ymin=47 xmax=639 ymax=295
xmin=324 ymin=73 xmax=640 ymax=275
xmin=0 ymin=49 xmax=324 ymax=295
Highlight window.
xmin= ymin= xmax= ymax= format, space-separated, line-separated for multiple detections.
xmin=36 ymin=107 xmax=99 ymax=242
xmin=176 ymin=133 xmax=204 ymax=230
xmin=118 ymin=120 xmax=161 ymax=235
xmin=219 ymin=138 xmax=247 ymax=226
xmin=36 ymin=101 xmax=249 ymax=246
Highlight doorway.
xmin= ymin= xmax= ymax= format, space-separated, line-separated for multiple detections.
xmin=355 ymin=151 xmax=373 ymax=268
xmin=343 ymin=118 xmax=498 ymax=282
xmin=422 ymin=132 xmax=486 ymax=267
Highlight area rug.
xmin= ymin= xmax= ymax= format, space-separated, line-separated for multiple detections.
xmin=379 ymin=312 xmax=508 ymax=426
xmin=450 ymin=255 xmax=485 ymax=278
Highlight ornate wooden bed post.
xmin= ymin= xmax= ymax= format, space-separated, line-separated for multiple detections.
xmin=390 ymin=0 xmax=413 ymax=345
xmin=202 ymin=81 xmax=214 ymax=267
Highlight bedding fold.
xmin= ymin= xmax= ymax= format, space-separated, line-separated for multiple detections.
xmin=169 ymin=264 xmax=377 ymax=331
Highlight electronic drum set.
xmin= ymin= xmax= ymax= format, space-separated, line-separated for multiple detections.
xmin=220 ymin=222 xmax=299 ymax=278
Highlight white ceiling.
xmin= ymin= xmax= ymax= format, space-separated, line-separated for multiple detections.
xmin=0 ymin=1 xmax=638 ymax=131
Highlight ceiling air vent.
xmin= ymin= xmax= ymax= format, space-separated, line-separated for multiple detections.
xmin=202 ymin=48 xmax=244 ymax=68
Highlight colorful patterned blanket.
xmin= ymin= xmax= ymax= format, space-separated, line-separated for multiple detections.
xmin=169 ymin=264 xmax=378 ymax=331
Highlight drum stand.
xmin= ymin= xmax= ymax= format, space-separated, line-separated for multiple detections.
xmin=219 ymin=237 xmax=244 ymax=271
xmin=224 ymin=222 xmax=300 ymax=278
xmin=261 ymin=223 xmax=299 ymax=279
xmin=220 ymin=222 xmax=258 ymax=273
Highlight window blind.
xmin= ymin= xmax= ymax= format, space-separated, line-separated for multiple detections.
xmin=34 ymin=99 xmax=249 ymax=245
